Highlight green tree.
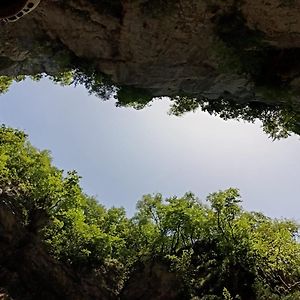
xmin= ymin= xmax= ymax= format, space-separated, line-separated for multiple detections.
xmin=1 ymin=126 xmax=300 ymax=298
xmin=0 ymin=76 xmax=13 ymax=94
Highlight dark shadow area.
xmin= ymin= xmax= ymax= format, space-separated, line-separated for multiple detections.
xmin=88 ymin=0 xmax=123 ymax=18
xmin=0 ymin=0 xmax=27 ymax=18
xmin=214 ymin=10 xmax=300 ymax=87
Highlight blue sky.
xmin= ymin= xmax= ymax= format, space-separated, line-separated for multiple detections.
xmin=1 ymin=78 xmax=299 ymax=218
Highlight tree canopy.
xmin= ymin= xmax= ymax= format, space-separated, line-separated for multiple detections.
xmin=1 ymin=126 xmax=300 ymax=299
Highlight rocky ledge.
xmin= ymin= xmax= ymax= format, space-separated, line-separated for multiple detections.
xmin=0 ymin=0 xmax=300 ymax=107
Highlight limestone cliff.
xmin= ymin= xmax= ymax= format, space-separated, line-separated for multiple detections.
xmin=1 ymin=0 xmax=300 ymax=111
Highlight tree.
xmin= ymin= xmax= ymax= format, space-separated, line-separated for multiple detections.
xmin=1 ymin=126 xmax=300 ymax=299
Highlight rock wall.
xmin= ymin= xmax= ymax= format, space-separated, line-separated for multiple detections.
xmin=1 ymin=0 xmax=300 ymax=107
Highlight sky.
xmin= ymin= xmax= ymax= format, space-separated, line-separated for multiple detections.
xmin=0 ymin=78 xmax=300 ymax=219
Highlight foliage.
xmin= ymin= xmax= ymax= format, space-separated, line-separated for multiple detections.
xmin=0 ymin=76 xmax=13 ymax=94
xmin=205 ymin=8 xmax=300 ymax=139
xmin=0 ymin=125 xmax=66 ymax=224
xmin=48 ymin=71 xmax=75 ymax=86
xmin=0 ymin=6 xmax=299 ymax=140
xmin=222 ymin=288 xmax=233 ymax=300
xmin=1 ymin=46 xmax=299 ymax=139
xmin=169 ymin=96 xmax=300 ymax=139
xmin=1 ymin=126 xmax=300 ymax=299
xmin=71 ymin=61 xmax=116 ymax=100
xmin=2 ymin=71 xmax=298 ymax=139
xmin=115 ymin=86 xmax=153 ymax=109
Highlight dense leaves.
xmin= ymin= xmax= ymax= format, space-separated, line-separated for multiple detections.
xmin=169 ymin=96 xmax=300 ymax=140
xmin=1 ymin=126 xmax=300 ymax=299
xmin=0 ymin=76 xmax=13 ymax=94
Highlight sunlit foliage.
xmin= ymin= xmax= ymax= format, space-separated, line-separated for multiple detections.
xmin=1 ymin=126 xmax=300 ymax=299
xmin=0 ymin=76 xmax=13 ymax=94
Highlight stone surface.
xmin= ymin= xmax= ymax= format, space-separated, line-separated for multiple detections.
xmin=1 ymin=0 xmax=300 ymax=107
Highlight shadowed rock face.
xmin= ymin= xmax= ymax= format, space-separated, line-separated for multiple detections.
xmin=1 ymin=0 xmax=300 ymax=108
xmin=120 ymin=261 xmax=183 ymax=300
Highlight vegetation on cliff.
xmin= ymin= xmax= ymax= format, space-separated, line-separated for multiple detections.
xmin=0 ymin=71 xmax=299 ymax=139
xmin=1 ymin=126 xmax=300 ymax=299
